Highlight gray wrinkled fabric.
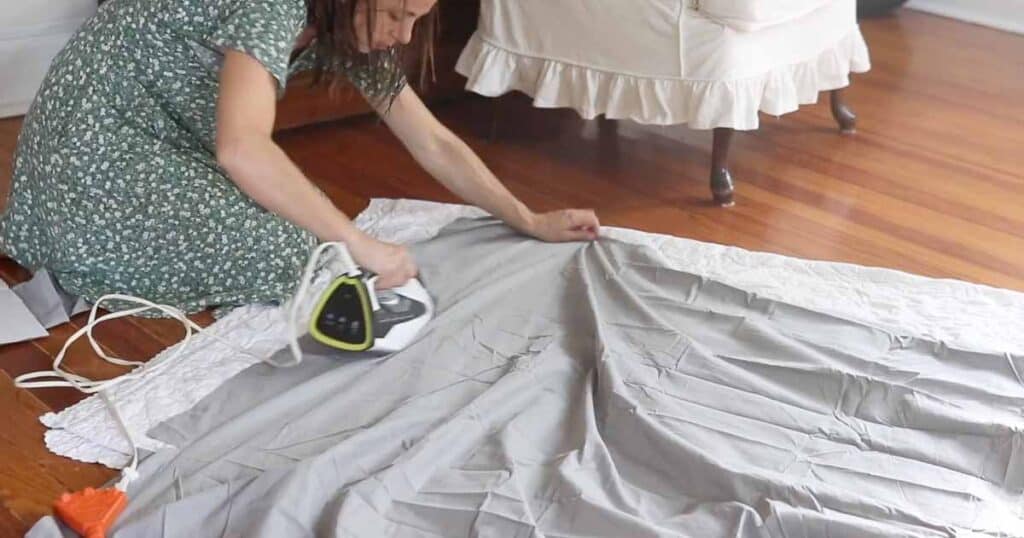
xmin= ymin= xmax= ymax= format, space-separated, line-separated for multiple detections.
xmin=29 ymin=218 xmax=1024 ymax=537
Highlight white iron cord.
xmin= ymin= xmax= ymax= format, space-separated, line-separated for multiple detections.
xmin=13 ymin=242 xmax=358 ymax=490
xmin=286 ymin=242 xmax=360 ymax=367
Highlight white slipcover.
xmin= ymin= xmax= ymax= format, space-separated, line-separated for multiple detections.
xmin=698 ymin=0 xmax=836 ymax=31
xmin=0 ymin=0 xmax=96 ymax=118
xmin=456 ymin=0 xmax=871 ymax=130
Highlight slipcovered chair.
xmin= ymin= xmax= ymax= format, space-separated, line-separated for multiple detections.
xmin=457 ymin=0 xmax=870 ymax=205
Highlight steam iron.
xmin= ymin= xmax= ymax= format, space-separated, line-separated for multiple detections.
xmin=309 ymin=273 xmax=432 ymax=354
xmin=287 ymin=242 xmax=433 ymax=365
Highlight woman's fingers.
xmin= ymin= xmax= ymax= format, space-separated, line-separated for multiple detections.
xmin=527 ymin=209 xmax=601 ymax=242
xmin=564 ymin=209 xmax=600 ymax=239
xmin=348 ymin=235 xmax=419 ymax=289
xmin=562 ymin=227 xmax=598 ymax=241
xmin=566 ymin=209 xmax=600 ymax=231
xmin=379 ymin=259 xmax=418 ymax=289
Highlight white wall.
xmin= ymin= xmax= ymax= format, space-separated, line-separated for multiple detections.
xmin=0 ymin=0 xmax=97 ymax=118
xmin=906 ymin=0 xmax=1024 ymax=34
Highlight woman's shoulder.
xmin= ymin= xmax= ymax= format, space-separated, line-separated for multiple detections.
xmin=217 ymin=0 xmax=306 ymax=20
xmin=116 ymin=0 xmax=306 ymax=33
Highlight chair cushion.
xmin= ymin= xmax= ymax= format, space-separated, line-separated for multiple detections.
xmin=696 ymin=0 xmax=835 ymax=31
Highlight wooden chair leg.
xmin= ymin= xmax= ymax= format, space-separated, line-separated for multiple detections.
xmin=489 ymin=95 xmax=504 ymax=142
xmin=830 ymin=88 xmax=857 ymax=134
xmin=710 ymin=127 xmax=735 ymax=207
xmin=597 ymin=114 xmax=619 ymax=139
xmin=597 ymin=115 xmax=619 ymax=156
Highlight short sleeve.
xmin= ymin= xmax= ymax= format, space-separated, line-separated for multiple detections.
xmin=209 ymin=0 xmax=306 ymax=96
xmin=340 ymin=48 xmax=408 ymax=106
xmin=290 ymin=46 xmax=408 ymax=107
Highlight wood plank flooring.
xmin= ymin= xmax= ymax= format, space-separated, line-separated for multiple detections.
xmin=1 ymin=10 xmax=1022 ymax=536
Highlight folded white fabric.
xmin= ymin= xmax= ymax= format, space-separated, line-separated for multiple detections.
xmin=695 ymin=0 xmax=835 ymax=31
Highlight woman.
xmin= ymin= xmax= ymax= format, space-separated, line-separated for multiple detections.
xmin=0 ymin=0 xmax=600 ymax=315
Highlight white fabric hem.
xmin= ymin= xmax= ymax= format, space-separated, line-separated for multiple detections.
xmin=455 ymin=28 xmax=872 ymax=130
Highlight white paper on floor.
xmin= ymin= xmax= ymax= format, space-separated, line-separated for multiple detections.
xmin=0 ymin=278 xmax=48 ymax=344
xmin=13 ymin=269 xmax=91 ymax=327
xmin=35 ymin=198 xmax=1024 ymax=469
xmin=1 ymin=268 xmax=92 ymax=344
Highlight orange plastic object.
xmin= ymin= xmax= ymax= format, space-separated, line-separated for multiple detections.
xmin=53 ymin=487 xmax=128 ymax=538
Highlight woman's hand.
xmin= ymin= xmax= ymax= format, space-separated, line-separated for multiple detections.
xmin=347 ymin=233 xmax=419 ymax=289
xmin=526 ymin=209 xmax=601 ymax=242
xmin=378 ymin=88 xmax=600 ymax=245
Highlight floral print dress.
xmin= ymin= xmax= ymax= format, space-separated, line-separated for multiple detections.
xmin=0 ymin=0 xmax=405 ymax=315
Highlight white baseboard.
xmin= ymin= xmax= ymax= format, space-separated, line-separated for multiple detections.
xmin=906 ymin=0 xmax=1024 ymax=34
xmin=0 ymin=99 xmax=32 ymax=119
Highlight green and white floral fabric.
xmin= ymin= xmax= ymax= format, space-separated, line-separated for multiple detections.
xmin=0 ymin=0 xmax=405 ymax=315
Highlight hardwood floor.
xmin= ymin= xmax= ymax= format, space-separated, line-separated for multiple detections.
xmin=2 ymin=10 xmax=1023 ymax=536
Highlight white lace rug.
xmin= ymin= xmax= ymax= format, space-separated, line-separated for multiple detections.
xmin=39 ymin=198 xmax=1024 ymax=468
